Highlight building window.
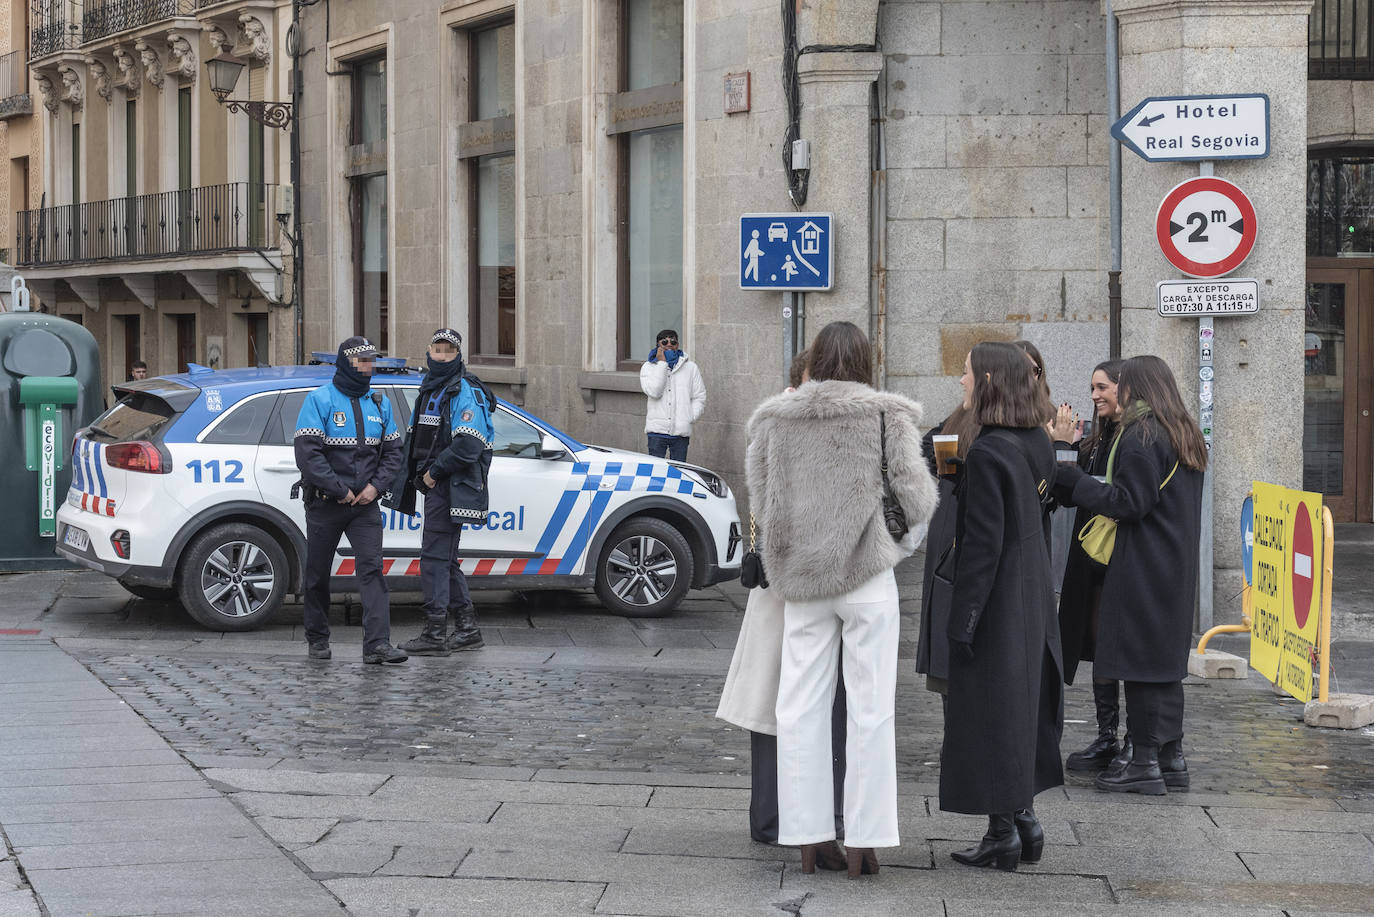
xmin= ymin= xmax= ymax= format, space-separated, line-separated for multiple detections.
xmin=613 ymin=0 xmax=684 ymax=365
xmin=174 ymin=313 xmax=196 ymax=373
xmin=349 ymin=55 xmax=388 ymax=351
xmin=119 ymin=313 xmax=140 ymax=380
xmin=1308 ymin=152 xmax=1374 ymax=256
xmin=466 ymin=18 xmax=516 ymax=361
xmin=125 ymin=100 xmax=136 ymax=197
xmin=1309 ymin=1 xmax=1374 ymax=79
xmin=70 ymin=122 xmax=80 ymax=204
xmin=245 ymin=314 xmax=269 ymax=366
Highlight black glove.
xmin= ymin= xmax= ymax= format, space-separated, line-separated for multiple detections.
xmin=950 ymin=640 xmax=975 ymax=663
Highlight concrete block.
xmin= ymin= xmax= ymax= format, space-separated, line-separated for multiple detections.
xmin=1187 ymin=649 xmax=1249 ymax=679
xmin=1304 ymin=693 xmax=1374 ymax=730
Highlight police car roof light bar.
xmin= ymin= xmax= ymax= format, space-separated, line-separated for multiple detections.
xmin=307 ymin=352 xmax=412 ymax=373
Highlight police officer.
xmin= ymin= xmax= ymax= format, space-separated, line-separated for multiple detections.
xmin=388 ymin=329 xmax=495 ymax=656
xmin=294 ymin=336 xmax=408 ymax=664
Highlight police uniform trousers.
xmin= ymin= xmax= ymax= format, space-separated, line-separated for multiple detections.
xmin=303 ymin=500 xmax=391 ymax=650
xmin=776 ymin=568 xmax=900 ymax=849
xmin=1123 ymin=679 xmax=1185 ymax=749
xmin=420 ymin=487 xmax=473 ymax=621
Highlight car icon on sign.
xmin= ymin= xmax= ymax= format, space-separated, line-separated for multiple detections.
xmin=767 ymin=222 xmax=788 ymax=242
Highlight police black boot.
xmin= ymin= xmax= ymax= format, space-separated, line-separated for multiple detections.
xmin=1067 ymin=681 xmax=1120 ymax=771
xmin=400 ymin=617 xmax=451 ymax=656
xmin=1159 ymin=739 xmax=1190 ymax=789
xmin=362 ymin=642 xmax=409 ymax=665
xmin=1013 ymin=808 xmax=1044 ymax=864
xmin=1095 ymin=742 xmax=1166 ymax=795
xmin=445 ymin=603 xmax=484 ymax=651
xmin=951 ymin=813 xmax=1021 ymax=871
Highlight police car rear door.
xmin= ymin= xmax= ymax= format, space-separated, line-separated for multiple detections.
xmin=257 ymin=389 xmax=311 ymax=539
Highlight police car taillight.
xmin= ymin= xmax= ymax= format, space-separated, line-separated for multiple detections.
xmin=111 ymin=530 xmax=130 ymax=559
xmin=105 ymin=442 xmax=167 ymax=474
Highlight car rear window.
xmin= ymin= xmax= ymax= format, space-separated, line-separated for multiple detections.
xmin=85 ymin=392 xmax=177 ymax=444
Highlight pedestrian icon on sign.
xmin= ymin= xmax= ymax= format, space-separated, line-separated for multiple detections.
xmin=782 ymin=255 xmax=798 ymax=281
xmin=743 ymin=230 xmax=764 ymax=282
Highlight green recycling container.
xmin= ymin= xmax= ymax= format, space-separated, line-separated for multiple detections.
xmin=0 ymin=313 xmax=102 ymax=570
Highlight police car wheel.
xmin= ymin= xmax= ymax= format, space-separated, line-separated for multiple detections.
xmin=118 ymin=581 xmax=178 ymax=602
xmin=594 ymin=517 xmax=693 ymax=618
xmin=176 ymin=523 xmax=288 ymax=632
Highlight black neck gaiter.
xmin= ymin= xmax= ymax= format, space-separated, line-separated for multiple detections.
xmin=332 ymin=346 xmax=372 ymax=398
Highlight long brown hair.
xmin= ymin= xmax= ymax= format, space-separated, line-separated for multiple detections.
xmin=1118 ymin=355 xmax=1208 ymax=471
xmin=1013 ymin=339 xmax=1051 ymax=404
xmin=940 ymin=404 xmax=981 ymax=459
xmin=808 ymin=321 xmax=873 ymax=385
xmin=1082 ymin=359 xmax=1123 ymax=457
xmin=970 ymin=341 xmax=1055 ymax=428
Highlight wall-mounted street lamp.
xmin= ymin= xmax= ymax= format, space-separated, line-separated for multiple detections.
xmin=205 ymin=48 xmax=293 ymax=130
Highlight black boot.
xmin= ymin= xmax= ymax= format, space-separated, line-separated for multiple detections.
xmin=1160 ymin=739 xmax=1189 ymax=789
xmin=1067 ymin=681 xmax=1120 ymax=771
xmin=401 ymin=617 xmax=451 ymax=656
xmin=1013 ymin=808 xmax=1044 ymax=863
xmin=1095 ymin=741 xmax=1166 ymax=795
xmin=951 ymin=813 xmax=1022 ymax=871
xmin=445 ymin=603 xmax=484 ymax=651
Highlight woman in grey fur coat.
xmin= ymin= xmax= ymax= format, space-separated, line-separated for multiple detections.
xmin=745 ymin=321 xmax=938 ymax=878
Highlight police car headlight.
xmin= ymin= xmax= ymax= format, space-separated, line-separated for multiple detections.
xmin=674 ymin=464 xmax=730 ymax=498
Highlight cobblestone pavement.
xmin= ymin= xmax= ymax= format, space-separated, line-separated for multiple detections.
xmin=70 ymin=645 xmax=1374 ymax=801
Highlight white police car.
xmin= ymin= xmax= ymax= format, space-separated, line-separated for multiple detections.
xmin=55 ymin=357 xmax=742 ymax=631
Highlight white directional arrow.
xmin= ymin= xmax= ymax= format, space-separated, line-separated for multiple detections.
xmin=1111 ymin=94 xmax=1269 ymax=163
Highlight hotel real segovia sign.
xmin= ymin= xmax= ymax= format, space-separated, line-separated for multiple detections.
xmin=1112 ymin=93 xmax=1270 ymax=163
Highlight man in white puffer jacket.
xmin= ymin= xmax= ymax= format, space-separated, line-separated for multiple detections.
xmin=639 ymin=328 xmax=707 ymax=461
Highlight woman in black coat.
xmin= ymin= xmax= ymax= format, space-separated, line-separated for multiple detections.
xmin=1053 ymin=355 xmax=1206 ymax=796
xmin=940 ymin=342 xmax=1064 ymax=872
xmin=1050 ymin=360 xmax=1124 ymax=771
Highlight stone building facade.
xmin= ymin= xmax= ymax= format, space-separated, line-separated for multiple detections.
xmin=0 ymin=0 xmax=41 ymax=273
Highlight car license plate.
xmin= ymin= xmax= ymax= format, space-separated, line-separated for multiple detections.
xmin=63 ymin=526 xmax=89 ymax=551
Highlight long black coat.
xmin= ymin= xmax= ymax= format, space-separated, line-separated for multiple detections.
xmin=916 ymin=422 xmax=959 ymax=682
xmin=1054 ymin=415 xmax=1203 ymax=683
xmin=1053 ymin=428 xmax=1115 ymax=684
xmin=940 ymin=427 xmax=1064 ymax=816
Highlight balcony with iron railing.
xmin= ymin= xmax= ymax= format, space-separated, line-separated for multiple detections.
xmin=1311 ymin=0 xmax=1374 ymax=78
xmin=82 ymin=0 xmax=195 ymax=44
xmin=15 ymin=183 xmax=282 ymax=267
xmin=0 ymin=50 xmax=33 ymax=119
xmin=29 ymin=0 xmax=83 ymax=59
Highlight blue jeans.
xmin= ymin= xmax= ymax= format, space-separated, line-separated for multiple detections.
xmin=646 ymin=433 xmax=690 ymax=461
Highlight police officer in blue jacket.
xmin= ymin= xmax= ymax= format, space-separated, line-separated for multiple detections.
xmin=294 ymin=336 xmax=408 ymax=664
xmin=387 ymin=329 xmax=495 ymax=656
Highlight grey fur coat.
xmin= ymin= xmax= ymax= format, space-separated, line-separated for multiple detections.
xmin=745 ymin=381 xmax=940 ymax=602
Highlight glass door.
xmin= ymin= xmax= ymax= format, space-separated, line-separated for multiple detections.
xmin=1304 ymin=268 xmax=1371 ymax=520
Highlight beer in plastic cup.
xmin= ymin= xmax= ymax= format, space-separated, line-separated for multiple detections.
xmin=932 ymin=434 xmax=959 ymax=475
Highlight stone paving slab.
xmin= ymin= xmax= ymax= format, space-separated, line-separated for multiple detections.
xmin=0 ymin=779 xmax=218 ymax=807
xmin=13 ymin=834 xmax=272 ymax=869
xmin=295 ymin=817 xmax=630 ymax=854
xmin=1114 ymin=877 xmax=1374 ymax=914
xmin=1239 ymin=849 xmax=1374 ymax=882
xmin=201 ymin=767 xmax=391 ymax=796
xmin=231 ymin=788 xmax=500 ymax=823
xmin=324 ymin=875 xmax=607 ymax=917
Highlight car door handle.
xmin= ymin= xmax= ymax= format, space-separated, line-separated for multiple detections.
xmin=263 ymin=462 xmax=300 ymax=473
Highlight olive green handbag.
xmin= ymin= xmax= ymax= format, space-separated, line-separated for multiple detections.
xmin=1077 ymin=434 xmax=1177 ymax=565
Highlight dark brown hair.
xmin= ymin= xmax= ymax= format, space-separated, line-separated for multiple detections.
xmin=788 ymin=348 xmax=810 ymax=389
xmin=1082 ymin=359 xmax=1123 ymax=457
xmin=970 ymin=341 xmax=1055 ymax=429
xmin=940 ymin=404 xmax=981 ymax=459
xmin=1013 ymin=339 xmax=1051 ymax=403
xmin=807 ymin=321 xmax=873 ymax=385
xmin=1118 ymin=354 xmax=1208 ymax=471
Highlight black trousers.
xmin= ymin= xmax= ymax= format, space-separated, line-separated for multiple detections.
xmin=749 ymin=669 xmax=847 ymax=844
xmin=303 ymin=500 xmax=391 ymax=651
xmin=1123 ymin=680 xmax=1185 ymax=749
xmin=420 ymin=488 xmax=473 ymax=621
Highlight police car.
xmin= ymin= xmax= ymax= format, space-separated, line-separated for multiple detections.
xmin=55 ymin=357 xmax=742 ymax=631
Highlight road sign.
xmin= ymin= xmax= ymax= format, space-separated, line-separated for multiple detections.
xmin=1292 ymin=503 xmax=1315 ymax=631
xmin=1157 ymin=278 xmax=1259 ymax=316
xmin=1111 ymin=93 xmax=1269 ymax=163
xmin=1281 ymin=498 xmax=1322 ymax=702
xmin=1241 ymin=495 xmax=1254 ymax=586
xmin=1155 ymin=177 xmax=1257 ymax=278
xmin=739 ymin=213 xmax=833 ymax=291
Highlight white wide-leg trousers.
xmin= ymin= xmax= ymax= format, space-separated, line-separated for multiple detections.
xmin=775 ymin=568 xmax=900 ymax=848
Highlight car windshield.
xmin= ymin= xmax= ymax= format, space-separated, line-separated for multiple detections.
xmin=86 ymin=392 xmax=176 ymax=443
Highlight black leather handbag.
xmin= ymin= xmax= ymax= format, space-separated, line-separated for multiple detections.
xmin=740 ymin=513 xmax=769 ymax=589
xmin=880 ymin=412 xmax=909 ymax=543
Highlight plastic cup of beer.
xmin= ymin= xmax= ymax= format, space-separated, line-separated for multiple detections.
xmin=932 ymin=434 xmax=959 ymax=475
xmin=1055 ymin=448 xmax=1077 ymax=464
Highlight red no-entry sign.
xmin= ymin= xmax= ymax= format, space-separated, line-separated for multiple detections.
xmin=1155 ymin=176 xmax=1258 ymax=278
xmin=1292 ymin=502 xmax=1315 ymax=630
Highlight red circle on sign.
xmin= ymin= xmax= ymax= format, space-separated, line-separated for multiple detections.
xmin=1292 ymin=503 xmax=1314 ymax=630
xmin=1154 ymin=176 xmax=1259 ymax=278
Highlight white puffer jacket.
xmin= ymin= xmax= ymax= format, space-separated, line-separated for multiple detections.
xmin=640 ymin=355 xmax=707 ymax=436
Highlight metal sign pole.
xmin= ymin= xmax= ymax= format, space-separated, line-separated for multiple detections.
xmin=1197 ymin=160 xmax=1215 ymax=632
xmin=783 ymin=293 xmax=796 ymax=386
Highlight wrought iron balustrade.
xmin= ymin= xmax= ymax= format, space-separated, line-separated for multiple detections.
xmin=1311 ymin=0 xmax=1374 ymax=79
xmin=82 ymin=0 xmax=194 ymax=43
xmin=30 ymin=0 xmax=83 ymax=58
xmin=0 ymin=51 xmax=33 ymax=119
xmin=15 ymin=183 xmax=282 ymax=267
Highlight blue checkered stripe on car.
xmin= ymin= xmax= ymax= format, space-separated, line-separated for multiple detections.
xmin=571 ymin=461 xmax=694 ymax=494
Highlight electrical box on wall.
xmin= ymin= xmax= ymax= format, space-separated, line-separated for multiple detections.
xmin=276 ymin=185 xmax=294 ymax=221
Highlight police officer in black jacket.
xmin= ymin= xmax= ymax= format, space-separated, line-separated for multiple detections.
xmin=294 ymin=336 xmax=408 ymax=664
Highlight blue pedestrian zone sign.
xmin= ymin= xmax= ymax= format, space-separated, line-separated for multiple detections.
xmin=739 ymin=213 xmax=833 ymax=291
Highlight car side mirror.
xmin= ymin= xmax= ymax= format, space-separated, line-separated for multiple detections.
xmin=539 ymin=433 xmax=567 ymax=461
